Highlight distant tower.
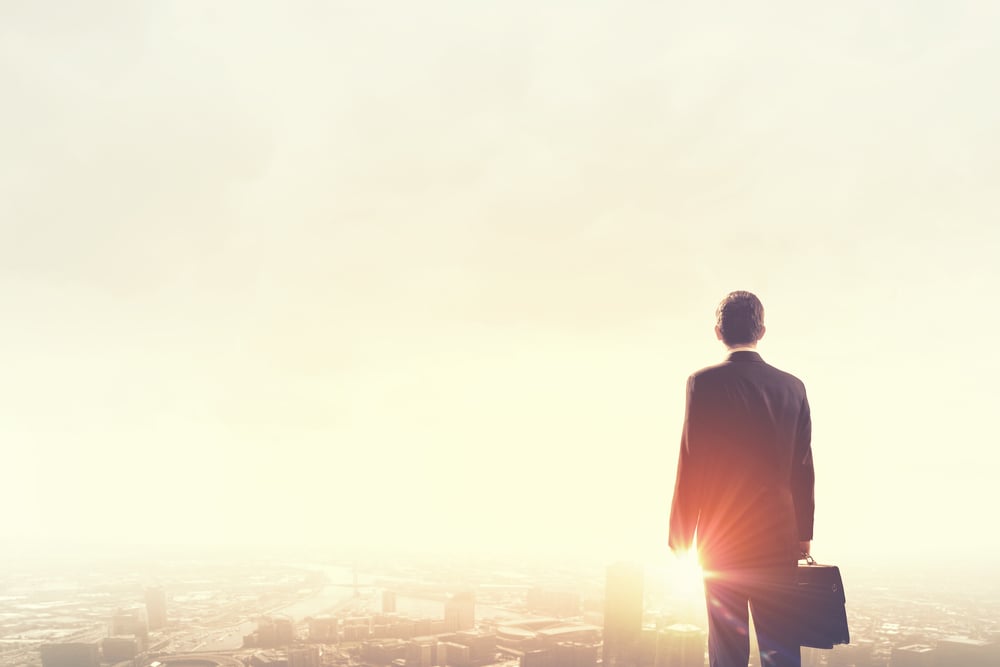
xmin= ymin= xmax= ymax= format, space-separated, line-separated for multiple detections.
xmin=111 ymin=607 xmax=148 ymax=639
xmin=602 ymin=562 xmax=644 ymax=667
xmin=444 ymin=591 xmax=475 ymax=631
xmin=383 ymin=590 xmax=397 ymax=613
xmin=145 ymin=587 xmax=167 ymax=630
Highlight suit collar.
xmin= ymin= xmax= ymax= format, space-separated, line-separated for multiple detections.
xmin=727 ymin=350 xmax=764 ymax=363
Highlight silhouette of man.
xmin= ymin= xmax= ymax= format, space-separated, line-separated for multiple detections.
xmin=669 ymin=291 xmax=814 ymax=667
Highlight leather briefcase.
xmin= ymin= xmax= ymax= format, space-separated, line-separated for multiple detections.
xmin=793 ymin=555 xmax=850 ymax=649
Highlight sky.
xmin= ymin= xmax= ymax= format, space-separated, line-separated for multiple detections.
xmin=2 ymin=2 xmax=999 ymax=570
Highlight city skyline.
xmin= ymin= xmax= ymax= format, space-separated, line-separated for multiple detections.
xmin=7 ymin=552 xmax=999 ymax=667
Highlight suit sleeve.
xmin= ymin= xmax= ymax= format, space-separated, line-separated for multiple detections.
xmin=790 ymin=391 xmax=815 ymax=541
xmin=669 ymin=375 xmax=705 ymax=553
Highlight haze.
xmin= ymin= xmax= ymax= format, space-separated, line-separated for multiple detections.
xmin=2 ymin=2 xmax=998 ymax=568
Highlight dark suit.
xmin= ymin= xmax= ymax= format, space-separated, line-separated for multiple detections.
xmin=669 ymin=350 xmax=814 ymax=667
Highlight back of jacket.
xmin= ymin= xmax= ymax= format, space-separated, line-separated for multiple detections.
xmin=669 ymin=351 xmax=814 ymax=571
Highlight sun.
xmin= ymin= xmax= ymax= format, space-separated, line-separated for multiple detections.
xmin=670 ymin=548 xmax=705 ymax=597
xmin=646 ymin=549 xmax=706 ymax=608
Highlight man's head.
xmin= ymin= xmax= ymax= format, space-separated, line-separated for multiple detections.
xmin=715 ymin=290 xmax=765 ymax=348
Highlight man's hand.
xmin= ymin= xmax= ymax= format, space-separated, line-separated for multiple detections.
xmin=798 ymin=540 xmax=811 ymax=556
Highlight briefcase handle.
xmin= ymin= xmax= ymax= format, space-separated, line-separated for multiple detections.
xmin=799 ymin=552 xmax=816 ymax=565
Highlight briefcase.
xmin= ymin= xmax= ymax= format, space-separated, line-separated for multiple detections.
xmin=792 ymin=555 xmax=850 ymax=649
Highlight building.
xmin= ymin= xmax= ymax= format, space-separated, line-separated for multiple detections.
xmin=362 ymin=638 xmax=409 ymax=665
xmin=309 ymin=616 xmax=339 ymax=642
xmin=497 ymin=626 xmax=541 ymax=654
xmin=935 ymin=636 xmax=998 ymax=667
xmin=439 ymin=641 xmax=472 ymax=667
xmin=111 ymin=607 xmax=149 ymax=638
xmin=344 ymin=616 xmax=373 ymax=642
xmin=454 ymin=630 xmax=497 ymax=664
xmin=445 ymin=592 xmax=476 ymax=631
xmin=407 ymin=636 xmax=437 ymax=667
xmin=602 ymin=562 xmax=644 ymax=667
xmin=519 ymin=649 xmax=554 ymax=667
xmin=101 ymin=637 xmax=140 ymax=662
xmin=145 ymin=587 xmax=168 ymax=629
xmin=655 ymin=624 xmax=703 ymax=667
xmin=537 ymin=625 xmax=600 ymax=647
xmin=39 ymin=643 xmax=100 ymax=667
xmin=553 ymin=641 xmax=599 ymax=667
xmin=288 ymin=646 xmax=322 ymax=667
xmin=254 ymin=617 xmax=296 ymax=647
xmin=384 ymin=590 xmax=398 ymax=614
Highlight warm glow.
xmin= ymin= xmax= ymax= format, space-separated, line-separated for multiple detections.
xmin=673 ymin=549 xmax=706 ymax=598
xmin=647 ymin=550 xmax=706 ymax=606
xmin=1 ymin=3 xmax=998 ymax=569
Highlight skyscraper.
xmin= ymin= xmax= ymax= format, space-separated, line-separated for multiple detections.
xmin=111 ymin=607 xmax=148 ymax=639
xmin=602 ymin=562 xmax=643 ymax=667
xmin=145 ymin=587 xmax=167 ymax=630
xmin=445 ymin=591 xmax=476 ymax=631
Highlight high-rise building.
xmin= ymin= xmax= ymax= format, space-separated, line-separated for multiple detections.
xmin=383 ymin=590 xmax=398 ymax=613
xmin=445 ymin=592 xmax=476 ymax=631
xmin=39 ymin=643 xmax=99 ymax=667
xmin=145 ymin=587 xmax=167 ymax=629
xmin=111 ymin=607 xmax=148 ymax=639
xmin=602 ymin=562 xmax=643 ymax=667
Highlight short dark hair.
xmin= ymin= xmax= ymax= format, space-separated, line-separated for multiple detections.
xmin=716 ymin=291 xmax=764 ymax=346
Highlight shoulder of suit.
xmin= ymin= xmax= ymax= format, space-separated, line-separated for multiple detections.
xmin=690 ymin=360 xmax=808 ymax=392
xmin=762 ymin=363 xmax=810 ymax=394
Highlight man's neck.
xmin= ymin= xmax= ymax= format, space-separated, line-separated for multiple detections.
xmin=726 ymin=345 xmax=758 ymax=354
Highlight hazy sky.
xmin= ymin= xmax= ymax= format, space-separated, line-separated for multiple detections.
xmin=2 ymin=2 xmax=999 ymax=567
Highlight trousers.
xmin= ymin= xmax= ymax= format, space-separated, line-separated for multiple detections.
xmin=704 ymin=568 xmax=800 ymax=667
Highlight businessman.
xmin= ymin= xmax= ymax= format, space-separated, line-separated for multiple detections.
xmin=669 ymin=291 xmax=814 ymax=667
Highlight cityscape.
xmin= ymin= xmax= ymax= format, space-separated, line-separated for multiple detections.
xmin=2 ymin=552 xmax=998 ymax=667
xmin=4 ymin=3 xmax=1000 ymax=667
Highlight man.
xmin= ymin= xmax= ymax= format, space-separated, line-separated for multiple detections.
xmin=669 ymin=291 xmax=814 ymax=667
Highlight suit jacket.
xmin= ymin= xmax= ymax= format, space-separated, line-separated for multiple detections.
xmin=669 ymin=350 xmax=814 ymax=570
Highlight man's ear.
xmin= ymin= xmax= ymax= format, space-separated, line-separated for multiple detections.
xmin=715 ymin=325 xmax=724 ymax=341
xmin=758 ymin=325 xmax=766 ymax=342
